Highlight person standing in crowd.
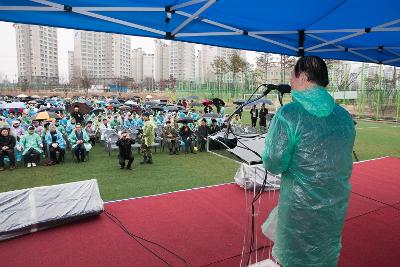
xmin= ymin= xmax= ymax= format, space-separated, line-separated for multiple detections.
xmin=71 ymin=105 xmax=84 ymax=125
xmin=196 ymin=118 xmax=210 ymax=152
xmin=116 ymin=130 xmax=135 ymax=170
xmin=45 ymin=125 xmax=65 ymax=164
xmin=235 ymin=105 xmax=243 ymax=119
xmin=68 ymin=124 xmax=91 ymax=163
xmin=20 ymin=126 xmax=43 ymax=167
xmin=179 ymin=121 xmax=194 ymax=153
xmin=162 ymin=120 xmax=179 ymax=155
xmin=140 ymin=112 xmax=155 ymax=164
xmin=259 ymin=103 xmax=269 ymax=130
xmin=262 ymin=56 xmax=356 ymax=266
xmin=250 ymin=104 xmax=258 ymax=128
xmin=0 ymin=127 xmax=16 ymax=171
xmin=204 ymin=104 xmax=213 ymax=114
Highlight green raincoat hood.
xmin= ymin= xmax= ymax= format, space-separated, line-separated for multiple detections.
xmin=291 ymin=86 xmax=335 ymax=117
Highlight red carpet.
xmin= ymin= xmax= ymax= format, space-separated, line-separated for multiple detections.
xmin=0 ymin=157 xmax=399 ymax=267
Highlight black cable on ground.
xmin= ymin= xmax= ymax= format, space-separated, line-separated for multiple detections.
xmin=104 ymin=209 xmax=189 ymax=267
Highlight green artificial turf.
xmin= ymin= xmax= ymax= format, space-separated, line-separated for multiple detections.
xmin=0 ymin=120 xmax=398 ymax=201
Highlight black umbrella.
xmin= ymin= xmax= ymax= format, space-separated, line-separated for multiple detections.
xmin=203 ymin=112 xmax=223 ymax=118
xmin=233 ymin=99 xmax=246 ymax=105
xmin=89 ymin=108 xmax=105 ymax=116
xmin=145 ymin=101 xmax=159 ymax=107
xmin=212 ymin=98 xmax=225 ymax=106
xmin=151 ymin=106 xmax=165 ymax=111
xmin=68 ymin=102 xmax=91 ymax=115
xmin=166 ymin=106 xmax=180 ymax=112
xmin=176 ymin=117 xmax=197 ymax=124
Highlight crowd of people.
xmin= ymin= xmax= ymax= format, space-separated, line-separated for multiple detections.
xmin=0 ymin=95 xmax=251 ymax=171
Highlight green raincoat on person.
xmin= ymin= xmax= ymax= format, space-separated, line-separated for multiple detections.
xmin=262 ymin=86 xmax=355 ymax=267
xmin=68 ymin=130 xmax=92 ymax=151
xmin=142 ymin=120 xmax=155 ymax=146
xmin=20 ymin=132 xmax=43 ymax=155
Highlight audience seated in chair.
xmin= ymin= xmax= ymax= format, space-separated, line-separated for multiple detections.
xmin=68 ymin=124 xmax=92 ymax=163
xmin=179 ymin=121 xmax=195 ymax=154
xmin=162 ymin=120 xmax=179 ymax=154
xmin=45 ymin=125 xmax=66 ymax=164
xmin=20 ymin=125 xmax=43 ymax=168
xmin=196 ymin=118 xmax=210 ymax=152
xmin=0 ymin=127 xmax=16 ymax=171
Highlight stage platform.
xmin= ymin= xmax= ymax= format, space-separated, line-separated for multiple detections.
xmin=0 ymin=157 xmax=399 ymax=267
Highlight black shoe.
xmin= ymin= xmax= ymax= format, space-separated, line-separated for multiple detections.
xmin=140 ymin=156 xmax=148 ymax=164
xmin=120 ymin=166 xmax=125 ymax=169
xmin=126 ymin=166 xmax=132 ymax=170
xmin=147 ymin=157 xmax=153 ymax=164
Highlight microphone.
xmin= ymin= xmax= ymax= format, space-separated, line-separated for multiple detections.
xmin=263 ymin=84 xmax=292 ymax=94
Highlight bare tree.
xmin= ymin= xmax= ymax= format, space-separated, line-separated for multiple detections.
xmin=256 ymin=52 xmax=274 ymax=83
xmin=279 ymin=55 xmax=296 ymax=83
xmin=227 ymin=51 xmax=248 ymax=86
xmin=20 ymin=78 xmax=29 ymax=92
xmin=211 ymin=56 xmax=228 ymax=83
xmin=81 ymin=71 xmax=92 ymax=97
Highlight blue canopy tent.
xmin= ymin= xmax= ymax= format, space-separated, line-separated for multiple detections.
xmin=0 ymin=0 xmax=399 ymax=66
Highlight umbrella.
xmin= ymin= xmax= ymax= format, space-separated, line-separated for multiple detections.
xmin=31 ymin=95 xmax=41 ymax=99
xmin=166 ymin=106 xmax=181 ymax=112
xmin=212 ymin=98 xmax=225 ymax=106
xmin=233 ymin=99 xmax=246 ymax=105
xmin=202 ymin=100 xmax=213 ymax=106
xmin=48 ymin=107 xmax=65 ymax=113
xmin=31 ymin=111 xmax=61 ymax=121
xmin=144 ymin=101 xmax=159 ymax=107
xmin=124 ymin=100 xmax=136 ymax=105
xmin=203 ymin=112 xmax=223 ymax=118
xmin=17 ymin=94 xmax=28 ymax=98
xmin=3 ymin=102 xmax=26 ymax=109
xmin=108 ymin=99 xmax=120 ymax=104
xmin=188 ymin=95 xmax=199 ymax=99
xmin=151 ymin=105 xmax=165 ymax=111
xmin=145 ymin=95 xmax=153 ymax=99
xmin=190 ymin=102 xmax=202 ymax=107
xmin=89 ymin=108 xmax=105 ymax=116
xmin=68 ymin=102 xmax=91 ymax=115
xmin=245 ymin=99 xmax=273 ymax=107
xmin=28 ymin=100 xmax=37 ymax=104
xmin=176 ymin=117 xmax=197 ymax=124
xmin=119 ymin=105 xmax=132 ymax=111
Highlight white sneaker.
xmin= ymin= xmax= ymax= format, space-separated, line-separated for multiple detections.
xmin=27 ymin=163 xmax=32 ymax=168
xmin=32 ymin=163 xmax=37 ymax=167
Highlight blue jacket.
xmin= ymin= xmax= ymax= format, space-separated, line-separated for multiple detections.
xmin=45 ymin=131 xmax=66 ymax=149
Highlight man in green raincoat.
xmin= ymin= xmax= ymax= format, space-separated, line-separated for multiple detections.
xmin=140 ymin=112 xmax=155 ymax=164
xmin=262 ymin=56 xmax=355 ymax=267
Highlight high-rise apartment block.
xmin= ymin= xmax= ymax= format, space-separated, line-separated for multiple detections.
xmin=15 ymin=24 xmax=59 ymax=84
xmin=154 ymin=40 xmax=170 ymax=82
xmin=170 ymin=41 xmax=196 ymax=81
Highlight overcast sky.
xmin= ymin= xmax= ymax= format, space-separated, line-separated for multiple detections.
xmin=0 ymin=21 xmax=257 ymax=82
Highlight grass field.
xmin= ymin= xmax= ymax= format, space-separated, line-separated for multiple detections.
xmin=1 ymin=119 xmax=399 ymax=201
